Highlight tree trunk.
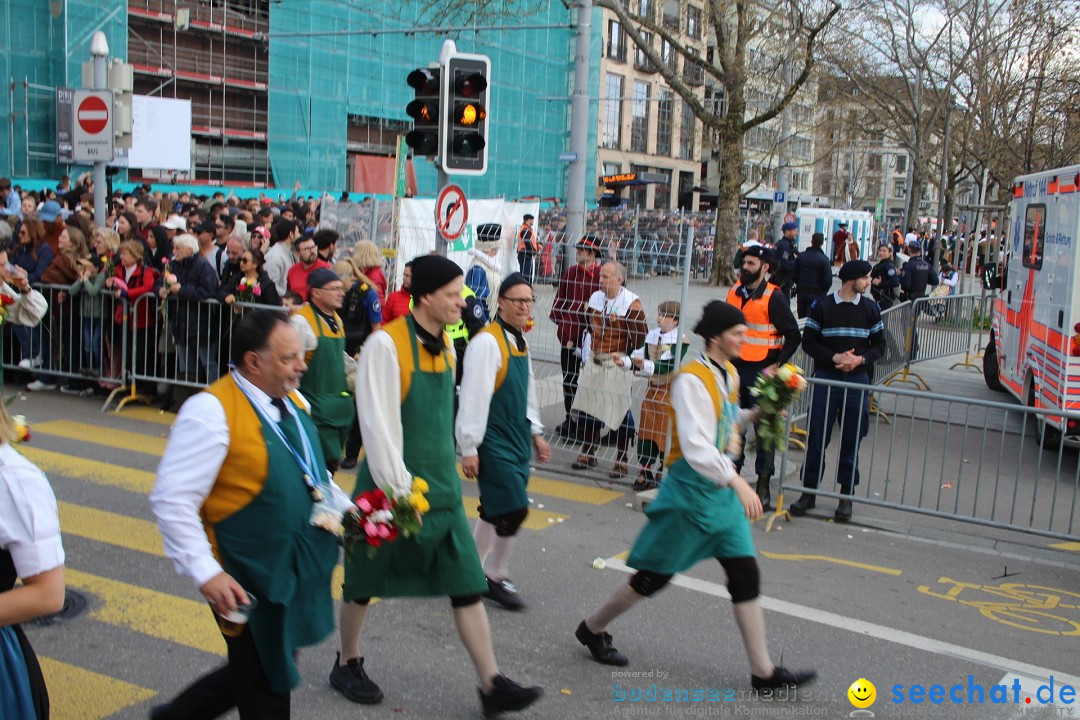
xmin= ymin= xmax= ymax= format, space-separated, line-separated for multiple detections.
xmin=708 ymin=118 xmax=744 ymax=286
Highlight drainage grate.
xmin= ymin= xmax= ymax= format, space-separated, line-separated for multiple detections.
xmin=27 ymin=589 xmax=89 ymax=627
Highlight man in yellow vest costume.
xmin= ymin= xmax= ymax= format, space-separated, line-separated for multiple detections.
xmin=150 ymin=310 xmax=342 ymax=719
xmin=332 ymin=255 xmax=543 ymax=717
xmin=574 ymin=301 xmax=816 ymax=692
xmin=725 ymin=244 xmax=800 ymax=510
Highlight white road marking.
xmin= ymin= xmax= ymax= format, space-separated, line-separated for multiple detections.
xmin=603 ymin=555 xmax=1080 ymax=688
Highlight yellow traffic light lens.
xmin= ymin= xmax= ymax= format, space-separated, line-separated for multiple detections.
xmin=461 ymin=104 xmax=477 ymax=125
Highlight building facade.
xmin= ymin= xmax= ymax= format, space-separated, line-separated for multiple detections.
xmin=595 ymin=0 xmax=706 ymax=210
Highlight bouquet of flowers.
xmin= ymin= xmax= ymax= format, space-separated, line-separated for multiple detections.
xmin=749 ymin=363 xmax=808 ymax=453
xmin=159 ymin=258 xmax=177 ymax=323
xmin=343 ymin=477 xmax=430 ymax=558
xmin=12 ymin=414 xmax=31 ymax=443
xmin=235 ymin=277 xmax=262 ymax=304
xmin=0 ymin=293 xmax=16 ymax=325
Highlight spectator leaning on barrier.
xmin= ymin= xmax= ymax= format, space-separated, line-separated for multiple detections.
xmin=571 ymin=261 xmax=648 ymax=478
xmin=465 ymin=223 xmax=504 ymax=324
xmin=790 ymin=259 xmax=887 ymax=523
xmin=726 ymin=245 xmax=801 ymax=511
xmin=28 ymin=225 xmax=90 ymax=392
xmin=107 ymin=239 xmax=157 ymax=379
xmin=792 ymin=232 xmax=833 ymax=318
xmin=165 ymin=233 xmax=220 ymax=386
xmin=290 ymin=268 xmax=355 ymax=475
xmin=550 ymin=235 xmax=602 ymax=438
xmin=220 ymin=247 xmax=280 ymax=308
xmin=68 ymin=227 xmax=120 ymax=385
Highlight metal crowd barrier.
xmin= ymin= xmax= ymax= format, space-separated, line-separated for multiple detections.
xmin=774 ymin=376 xmax=1080 ymax=542
xmin=883 ymin=293 xmax=993 ymax=390
xmin=2 ymin=283 xmax=128 ymax=398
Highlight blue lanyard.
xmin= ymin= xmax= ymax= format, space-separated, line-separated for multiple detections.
xmin=232 ymin=371 xmax=326 ymax=502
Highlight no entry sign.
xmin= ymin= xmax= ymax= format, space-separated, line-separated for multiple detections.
xmin=71 ymin=89 xmax=114 ymax=163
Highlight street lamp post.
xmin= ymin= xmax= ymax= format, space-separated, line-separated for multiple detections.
xmin=90 ymin=31 xmax=109 ymax=228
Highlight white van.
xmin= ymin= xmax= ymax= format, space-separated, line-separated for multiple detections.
xmin=795 ymin=208 xmax=875 ymax=262
xmin=985 ymin=164 xmax=1080 ymax=442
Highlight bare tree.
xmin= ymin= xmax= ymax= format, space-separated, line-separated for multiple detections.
xmin=597 ymin=0 xmax=841 ymax=285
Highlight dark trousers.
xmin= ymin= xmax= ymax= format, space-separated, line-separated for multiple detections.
xmin=796 ymin=292 xmax=823 ymax=319
xmin=344 ymin=415 xmax=362 ymax=460
xmin=559 ymin=345 xmax=582 ymax=416
xmin=517 ymin=252 xmax=535 ymax=283
xmin=155 ymin=620 xmax=289 ymax=720
xmin=800 ymin=369 xmax=870 ymax=492
xmin=733 ymin=360 xmax=775 ymax=478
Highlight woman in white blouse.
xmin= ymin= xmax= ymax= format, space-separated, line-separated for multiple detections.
xmin=0 ymin=402 xmax=65 ymax=719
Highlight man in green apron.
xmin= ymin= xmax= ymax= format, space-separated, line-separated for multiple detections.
xmin=289 ymin=268 xmax=355 ymax=474
xmin=456 ymin=273 xmax=550 ymax=611
xmin=150 ymin=310 xmax=342 ymax=719
xmin=332 ymin=255 xmax=543 ymax=718
xmin=574 ymin=300 xmax=817 ymax=692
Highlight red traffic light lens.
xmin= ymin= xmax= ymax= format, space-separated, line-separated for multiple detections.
xmin=407 ymin=68 xmax=440 ymax=94
xmin=456 ymin=72 xmax=487 ymax=98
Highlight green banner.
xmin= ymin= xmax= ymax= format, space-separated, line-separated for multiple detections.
xmin=394 ymin=135 xmax=408 ymax=198
xmin=451 ymin=224 xmax=475 ymax=252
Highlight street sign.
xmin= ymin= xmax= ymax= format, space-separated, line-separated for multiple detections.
xmin=559 ymin=152 xmax=578 ymax=163
xmin=435 ymin=183 xmax=468 ymax=241
xmin=56 ymin=87 xmax=75 ymax=164
xmin=72 ymin=89 xmax=114 ymax=163
xmin=784 ymin=212 xmax=796 ymax=224
xmin=773 ymin=191 xmax=786 ymax=204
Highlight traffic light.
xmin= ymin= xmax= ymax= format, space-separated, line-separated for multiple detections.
xmin=405 ymin=66 xmax=441 ymax=157
xmin=441 ymin=53 xmax=490 ymax=175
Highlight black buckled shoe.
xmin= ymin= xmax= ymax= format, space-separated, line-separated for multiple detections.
xmin=751 ymin=666 xmax=818 ymax=690
xmin=575 ymin=620 xmax=629 ymax=666
xmin=484 ymin=577 xmax=526 ymax=611
xmin=329 ymin=653 xmax=384 ymax=704
xmin=478 ymin=674 xmax=543 ymax=718
xmin=339 ymin=456 xmax=358 ymax=470
xmin=755 ymin=477 xmax=772 ymax=512
xmin=789 ymin=494 xmax=816 ymax=516
xmin=834 ymin=499 xmax=853 ymax=523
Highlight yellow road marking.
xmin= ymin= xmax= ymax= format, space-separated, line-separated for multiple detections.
xmin=760 ymin=551 xmax=903 ymax=576
xmin=111 ymin=404 xmax=177 ymax=426
xmin=1049 ymin=541 xmax=1080 ymax=552
xmin=57 ymin=501 xmax=164 ymax=556
xmin=38 ymin=657 xmax=156 ymax=720
xmin=460 ymin=496 xmax=568 ymax=530
xmin=507 ymin=473 xmax=623 ymax=506
xmin=35 ymin=419 xmax=168 ymax=456
xmin=66 ymin=569 xmax=225 ymax=656
xmin=20 ymin=446 xmax=155 ymax=494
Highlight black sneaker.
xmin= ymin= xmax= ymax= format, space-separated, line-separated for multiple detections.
xmin=484 ymin=577 xmax=526 ymax=611
xmin=575 ymin=620 xmax=629 ymax=666
xmin=339 ymin=456 xmax=358 ymax=470
xmin=329 ymin=653 xmax=383 ymax=704
xmin=478 ymin=674 xmax=542 ymax=718
xmin=751 ymin=666 xmax=817 ymax=690
xmin=834 ymin=499 xmax=853 ymax=523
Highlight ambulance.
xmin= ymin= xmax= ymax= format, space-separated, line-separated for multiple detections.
xmin=984 ymin=164 xmax=1080 ymax=442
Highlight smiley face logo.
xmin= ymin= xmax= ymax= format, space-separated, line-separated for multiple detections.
xmin=848 ymin=678 xmax=876 ymax=709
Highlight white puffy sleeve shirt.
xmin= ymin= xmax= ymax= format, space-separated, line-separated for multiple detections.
xmin=670 ymin=362 xmax=754 ymax=488
xmin=0 ymin=444 xmax=64 ymax=579
xmin=455 ymin=327 xmax=543 ymax=458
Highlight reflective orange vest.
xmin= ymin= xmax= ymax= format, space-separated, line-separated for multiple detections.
xmin=725 ymin=283 xmax=783 ymax=362
xmin=517 ymin=225 xmax=538 ymax=253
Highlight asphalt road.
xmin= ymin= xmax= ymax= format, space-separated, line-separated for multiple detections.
xmin=13 ymin=369 xmax=1080 ymax=720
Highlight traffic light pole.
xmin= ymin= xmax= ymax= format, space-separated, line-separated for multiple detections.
xmin=435 ymin=164 xmax=450 ymax=256
xmin=564 ymin=0 xmax=591 ymax=268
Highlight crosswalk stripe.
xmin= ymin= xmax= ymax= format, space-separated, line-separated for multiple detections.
xmin=57 ymin=501 xmax=164 ymax=556
xmin=35 ymin=419 xmax=168 ymax=456
xmin=65 ymin=568 xmax=226 ymax=656
xmin=112 ymin=405 xmax=178 ymax=426
xmin=21 ymin=446 xmax=155 ymax=494
xmin=38 ymin=656 xmax=156 ymax=720
xmin=35 ymin=419 xmax=625 ymax=507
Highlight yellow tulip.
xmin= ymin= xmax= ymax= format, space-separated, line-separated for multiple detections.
xmin=412 ymin=477 xmax=429 ymax=493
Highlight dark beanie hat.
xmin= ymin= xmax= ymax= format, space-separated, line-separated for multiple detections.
xmin=307 ymin=268 xmax=340 ymax=290
xmin=838 ymin=259 xmax=873 ymax=281
xmin=499 ymin=272 xmax=531 ymax=297
xmin=411 ymin=255 xmax=463 ymax=299
xmin=693 ymin=301 xmax=746 ymax=341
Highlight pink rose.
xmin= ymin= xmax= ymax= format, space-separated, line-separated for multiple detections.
xmin=357 ymin=498 xmax=372 ymax=514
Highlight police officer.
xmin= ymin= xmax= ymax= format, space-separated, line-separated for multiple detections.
xmin=870 ymin=244 xmax=900 ymax=310
xmin=899 ymin=241 xmax=938 ymax=302
xmin=770 ymin=222 xmax=798 ymax=299
xmin=792 ymin=232 xmax=832 ymax=318
xmin=725 ymin=245 xmax=801 ymax=510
